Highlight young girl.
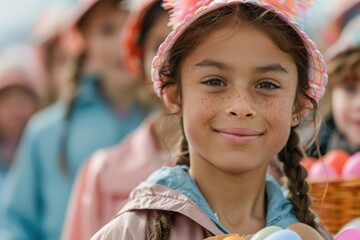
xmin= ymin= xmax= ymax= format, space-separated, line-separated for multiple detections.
xmin=307 ymin=2 xmax=360 ymax=157
xmin=315 ymin=14 xmax=360 ymax=156
xmin=0 ymin=0 xmax=149 ymax=239
xmin=92 ymin=0 xmax=330 ymax=239
xmin=0 ymin=46 xmax=41 ymax=230
xmin=62 ymin=1 xmax=172 ymax=239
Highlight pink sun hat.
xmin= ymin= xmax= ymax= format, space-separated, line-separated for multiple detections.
xmin=151 ymin=0 xmax=328 ymax=103
xmin=69 ymin=0 xmax=130 ymax=28
xmin=0 ymin=45 xmax=46 ymax=99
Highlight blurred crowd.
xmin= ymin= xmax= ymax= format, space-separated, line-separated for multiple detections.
xmin=0 ymin=0 xmax=358 ymax=239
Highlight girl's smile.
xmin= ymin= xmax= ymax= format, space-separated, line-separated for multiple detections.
xmin=213 ymin=127 xmax=264 ymax=145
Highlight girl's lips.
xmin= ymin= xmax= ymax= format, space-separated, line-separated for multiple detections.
xmin=213 ymin=127 xmax=264 ymax=145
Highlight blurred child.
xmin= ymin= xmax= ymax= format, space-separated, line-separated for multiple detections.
xmin=0 ymin=46 xmax=41 ymax=229
xmin=315 ymin=14 xmax=360 ymax=155
xmin=92 ymin=0 xmax=331 ymax=239
xmin=62 ymin=1 xmax=172 ymax=239
xmin=0 ymin=46 xmax=42 ymax=172
xmin=32 ymin=3 xmax=74 ymax=104
xmin=0 ymin=0 xmax=149 ymax=239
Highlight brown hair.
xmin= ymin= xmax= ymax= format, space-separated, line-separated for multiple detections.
xmin=318 ymin=48 xmax=360 ymax=120
xmin=147 ymin=2 xmax=326 ymax=239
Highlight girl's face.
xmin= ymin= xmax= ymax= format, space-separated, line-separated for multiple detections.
xmin=82 ymin=2 xmax=134 ymax=92
xmin=332 ymin=61 xmax=360 ymax=147
xmin=177 ymin=23 xmax=299 ymax=175
xmin=0 ymin=83 xmax=38 ymax=141
xmin=143 ymin=13 xmax=171 ymax=83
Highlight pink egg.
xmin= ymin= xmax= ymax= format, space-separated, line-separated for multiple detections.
xmin=336 ymin=228 xmax=360 ymax=240
xmin=342 ymin=152 xmax=360 ymax=179
xmin=307 ymin=161 xmax=339 ymax=181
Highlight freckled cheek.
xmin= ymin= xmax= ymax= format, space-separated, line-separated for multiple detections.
xmin=262 ymin=99 xmax=293 ymax=149
xmin=181 ymin=92 xmax=220 ymax=143
xmin=182 ymin=95 xmax=218 ymax=124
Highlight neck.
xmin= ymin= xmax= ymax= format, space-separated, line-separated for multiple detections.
xmin=189 ymin=157 xmax=267 ymax=234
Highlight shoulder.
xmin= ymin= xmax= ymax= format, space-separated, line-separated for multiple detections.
xmin=25 ymin=102 xmax=65 ymax=136
xmin=91 ymin=210 xmax=153 ymax=240
xmin=88 ymin=119 xmax=163 ymax=193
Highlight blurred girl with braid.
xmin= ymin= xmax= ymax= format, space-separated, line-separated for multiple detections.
xmin=62 ymin=1 xmax=171 ymax=239
xmin=0 ymin=0 xmax=149 ymax=239
xmin=92 ymin=0 xmax=332 ymax=239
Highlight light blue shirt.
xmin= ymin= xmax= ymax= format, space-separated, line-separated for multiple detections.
xmin=147 ymin=165 xmax=299 ymax=233
xmin=0 ymin=75 xmax=149 ymax=240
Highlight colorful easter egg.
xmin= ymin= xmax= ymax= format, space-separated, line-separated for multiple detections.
xmin=336 ymin=228 xmax=360 ymax=240
xmin=223 ymin=236 xmax=245 ymax=240
xmin=308 ymin=160 xmax=339 ymax=181
xmin=287 ymin=223 xmax=324 ymax=239
xmin=338 ymin=218 xmax=360 ymax=233
xmin=342 ymin=152 xmax=360 ymax=179
xmin=323 ymin=149 xmax=349 ymax=174
xmin=250 ymin=226 xmax=282 ymax=240
xmin=263 ymin=229 xmax=301 ymax=240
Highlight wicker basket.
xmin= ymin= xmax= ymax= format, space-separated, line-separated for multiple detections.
xmin=309 ymin=178 xmax=360 ymax=234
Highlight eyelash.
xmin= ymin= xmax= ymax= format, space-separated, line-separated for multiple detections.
xmin=201 ymin=77 xmax=280 ymax=91
xmin=255 ymin=79 xmax=280 ymax=90
xmin=201 ymin=77 xmax=226 ymax=87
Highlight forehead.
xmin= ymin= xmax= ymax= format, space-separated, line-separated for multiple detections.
xmin=182 ymin=22 xmax=296 ymax=72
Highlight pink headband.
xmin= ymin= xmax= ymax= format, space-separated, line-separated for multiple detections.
xmin=151 ymin=0 xmax=328 ymax=102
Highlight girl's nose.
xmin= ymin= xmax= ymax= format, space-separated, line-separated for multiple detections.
xmin=225 ymin=92 xmax=257 ymax=119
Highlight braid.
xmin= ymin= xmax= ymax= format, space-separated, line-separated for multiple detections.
xmin=176 ymin=134 xmax=190 ymax=166
xmin=147 ymin=126 xmax=190 ymax=239
xmin=277 ymin=128 xmax=318 ymax=228
xmin=147 ymin=211 xmax=176 ymax=240
xmin=58 ymin=53 xmax=86 ymax=175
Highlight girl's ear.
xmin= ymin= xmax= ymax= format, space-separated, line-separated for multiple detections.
xmin=291 ymin=97 xmax=312 ymax=126
xmin=61 ymin=26 xmax=86 ymax=56
xmin=162 ymin=84 xmax=182 ymax=115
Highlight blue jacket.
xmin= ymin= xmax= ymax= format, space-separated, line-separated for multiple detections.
xmin=147 ymin=165 xmax=299 ymax=232
xmin=0 ymin=76 xmax=149 ymax=240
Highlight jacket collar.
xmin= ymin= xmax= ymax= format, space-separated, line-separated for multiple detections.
xmin=145 ymin=165 xmax=299 ymax=232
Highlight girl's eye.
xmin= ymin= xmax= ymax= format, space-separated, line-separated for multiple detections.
xmin=256 ymin=80 xmax=280 ymax=90
xmin=202 ymin=78 xmax=226 ymax=87
xmin=343 ymin=84 xmax=356 ymax=94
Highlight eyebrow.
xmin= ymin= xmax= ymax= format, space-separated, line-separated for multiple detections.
xmin=195 ymin=59 xmax=231 ymax=71
xmin=194 ymin=59 xmax=289 ymax=74
xmin=253 ymin=64 xmax=289 ymax=74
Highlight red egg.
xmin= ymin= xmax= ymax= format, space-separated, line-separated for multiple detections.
xmin=323 ymin=149 xmax=350 ymax=174
xmin=301 ymin=157 xmax=317 ymax=171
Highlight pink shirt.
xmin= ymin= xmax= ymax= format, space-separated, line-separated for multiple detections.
xmin=62 ymin=116 xmax=168 ymax=240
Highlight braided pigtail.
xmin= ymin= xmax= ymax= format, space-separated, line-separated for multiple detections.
xmin=176 ymin=131 xmax=190 ymax=167
xmin=277 ymin=128 xmax=319 ymax=228
xmin=58 ymin=53 xmax=86 ymax=175
xmin=146 ymin=126 xmax=190 ymax=239
xmin=147 ymin=211 xmax=176 ymax=240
